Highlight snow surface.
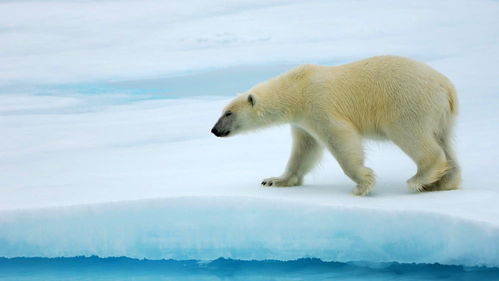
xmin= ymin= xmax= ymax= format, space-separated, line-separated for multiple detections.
xmin=1 ymin=0 xmax=499 ymax=268
xmin=1 ymin=0 xmax=498 ymax=86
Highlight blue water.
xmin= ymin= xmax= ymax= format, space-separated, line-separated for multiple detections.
xmin=0 ymin=257 xmax=498 ymax=281
xmin=1 ymin=64 xmax=296 ymax=100
xmin=0 ymin=64 xmax=299 ymax=116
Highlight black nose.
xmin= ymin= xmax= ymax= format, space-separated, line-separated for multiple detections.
xmin=211 ymin=127 xmax=219 ymax=136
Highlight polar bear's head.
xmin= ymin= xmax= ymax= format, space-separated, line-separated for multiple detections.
xmin=211 ymin=92 xmax=260 ymax=137
xmin=211 ymin=75 xmax=296 ymax=137
xmin=211 ymin=86 xmax=287 ymax=137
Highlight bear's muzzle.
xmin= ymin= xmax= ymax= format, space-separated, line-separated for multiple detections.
xmin=211 ymin=116 xmax=232 ymax=137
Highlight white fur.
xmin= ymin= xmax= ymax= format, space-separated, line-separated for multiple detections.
xmin=215 ymin=56 xmax=461 ymax=196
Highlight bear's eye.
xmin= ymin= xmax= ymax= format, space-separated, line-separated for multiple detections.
xmin=247 ymin=94 xmax=255 ymax=106
xmin=224 ymin=111 xmax=232 ymax=117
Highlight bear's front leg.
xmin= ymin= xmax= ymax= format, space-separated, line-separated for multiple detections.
xmin=322 ymin=121 xmax=375 ymax=196
xmin=261 ymin=126 xmax=322 ymax=187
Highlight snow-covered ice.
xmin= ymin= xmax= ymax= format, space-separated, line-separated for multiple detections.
xmin=1 ymin=89 xmax=499 ymax=266
xmin=0 ymin=0 xmax=499 ymax=271
xmin=1 ymin=0 xmax=498 ymax=86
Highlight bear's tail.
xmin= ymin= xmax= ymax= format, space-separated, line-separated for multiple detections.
xmin=445 ymin=80 xmax=458 ymax=115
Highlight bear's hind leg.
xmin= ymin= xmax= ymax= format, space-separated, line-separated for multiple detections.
xmin=423 ymin=130 xmax=461 ymax=191
xmin=261 ymin=126 xmax=322 ymax=187
xmin=321 ymin=122 xmax=375 ymax=196
xmin=388 ymin=130 xmax=449 ymax=193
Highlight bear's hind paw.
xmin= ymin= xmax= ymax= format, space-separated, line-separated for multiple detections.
xmin=352 ymin=184 xmax=373 ymax=196
xmin=407 ymin=177 xmax=426 ymax=193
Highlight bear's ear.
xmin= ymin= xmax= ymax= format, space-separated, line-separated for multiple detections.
xmin=247 ymin=94 xmax=255 ymax=107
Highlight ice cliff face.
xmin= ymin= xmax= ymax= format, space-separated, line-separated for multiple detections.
xmin=0 ymin=197 xmax=498 ymax=267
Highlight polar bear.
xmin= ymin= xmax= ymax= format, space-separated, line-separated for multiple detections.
xmin=211 ymin=56 xmax=460 ymax=196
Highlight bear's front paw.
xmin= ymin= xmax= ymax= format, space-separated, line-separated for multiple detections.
xmin=352 ymin=167 xmax=375 ymax=196
xmin=261 ymin=175 xmax=301 ymax=187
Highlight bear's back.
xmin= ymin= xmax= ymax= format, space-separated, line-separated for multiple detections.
xmin=302 ymin=56 xmax=456 ymax=136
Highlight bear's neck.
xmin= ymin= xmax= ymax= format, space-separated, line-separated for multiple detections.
xmin=265 ymin=75 xmax=305 ymax=123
